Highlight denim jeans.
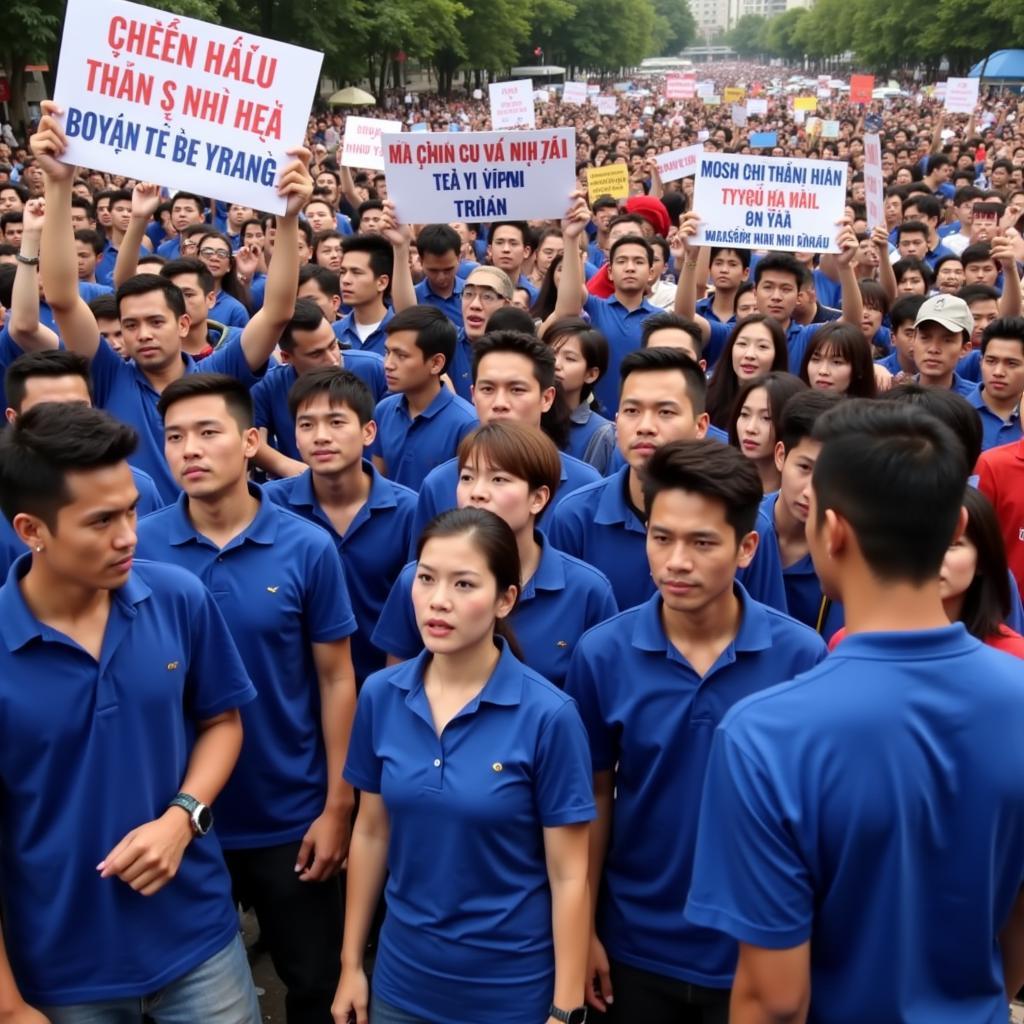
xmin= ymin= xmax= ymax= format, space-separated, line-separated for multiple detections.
xmin=39 ymin=934 xmax=261 ymax=1024
xmin=370 ymin=995 xmax=436 ymax=1024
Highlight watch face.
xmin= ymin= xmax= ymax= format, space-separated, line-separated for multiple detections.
xmin=568 ymin=1011 xmax=587 ymax=1024
xmin=195 ymin=805 xmax=213 ymax=834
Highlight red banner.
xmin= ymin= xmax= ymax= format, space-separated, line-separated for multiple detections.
xmin=850 ymin=74 xmax=875 ymax=105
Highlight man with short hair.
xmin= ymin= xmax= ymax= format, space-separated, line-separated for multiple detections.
xmin=487 ymin=220 xmax=536 ymax=300
xmin=412 ymin=223 xmax=466 ymax=328
xmin=913 ymin=294 xmax=977 ymax=395
xmin=156 ymin=192 xmax=207 ymax=259
xmin=971 ymin=316 xmax=1024 ymax=450
xmin=335 ymin=235 xmax=393 ymax=354
xmin=696 ymin=248 xmax=750 ymax=325
xmin=157 ymin=257 xmax=240 ymax=359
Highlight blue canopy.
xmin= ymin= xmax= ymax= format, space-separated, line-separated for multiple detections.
xmin=969 ymin=50 xmax=1024 ymax=80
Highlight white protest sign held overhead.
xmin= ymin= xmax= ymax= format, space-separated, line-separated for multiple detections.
xmin=693 ymin=154 xmax=847 ymax=254
xmin=562 ymin=82 xmax=587 ymax=105
xmin=340 ymin=116 xmax=402 ymax=171
xmin=53 ymin=0 xmax=323 ymax=213
xmin=383 ymin=129 xmax=575 ymax=223
xmin=489 ymin=79 xmax=536 ymax=129
xmin=595 ymin=96 xmax=617 ymax=116
xmin=747 ymin=98 xmax=768 ymax=116
xmin=654 ymin=143 xmax=703 ymax=183
xmin=863 ymin=132 xmax=885 ymax=229
xmin=944 ymin=77 xmax=980 ymax=114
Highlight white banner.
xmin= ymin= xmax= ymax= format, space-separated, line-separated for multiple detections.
xmin=340 ymin=116 xmax=402 ymax=171
xmin=654 ymin=143 xmax=703 ymax=183
xmin=595 ymin=96 xmax=617 ymax=116
xmin=489 ymin=79 xmax=536 ymax=130
xmin=863 ymin=132 xmax=885 ymax=230
xmin=944 ymin=77 xmax=979 ymax=114
xmin=562 ymin=82 xmax=587 ymax=105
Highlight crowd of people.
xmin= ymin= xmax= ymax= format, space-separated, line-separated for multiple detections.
xmin=0 ymin=59 xmax=1023 ymax=1024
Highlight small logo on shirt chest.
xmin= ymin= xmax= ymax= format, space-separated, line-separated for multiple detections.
xmin=266 ymin=586 xmax=279 ymax=593
xmin=492 ymin=762 xmax=503 ymax=772
xmin=166 ymin=661 xmax=179 ymax=671
xmin=556 ymin=640 xmax=568 ymax=648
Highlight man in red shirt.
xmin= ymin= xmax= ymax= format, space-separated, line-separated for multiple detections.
xmin=976 ymin=438 xmax=1024 ymax=591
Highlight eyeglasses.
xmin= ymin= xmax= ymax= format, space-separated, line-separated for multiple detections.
xmin=199 ymin=248 xmax=231 ymax=260
xmin=463 ymin=286 xmax=504 ymax=305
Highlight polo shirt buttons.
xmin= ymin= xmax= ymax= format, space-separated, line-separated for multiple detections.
xmin=433 ymin=758 xmax=441 ymax=767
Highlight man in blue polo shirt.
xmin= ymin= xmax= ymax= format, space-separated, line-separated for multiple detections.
xmin=0 ymin=403 xmax=259 ymax=1021
xmin=566 ymin=439 xmax=825 ymax=1023
xmin=264 ymin=368 xmax=416 ymax=685
xmin=912 ymin=294 xmax=978 ymax=396
xmin=556 ymin=198 xmax=661 ymax=415
xmin=31 ymin=100 xmax=313 ymax=502
xmin=334 ymin=235 xmax=393 ymax=355
xmin=373 ymin=305 xmax=477 ymax=490
xmin=411 ymin=330 xmax=600 ymax=539
xmin=411 ymin=224 xmax=466 ymax=329
xmin=137 ymin=373 xmax=358 ymax=1024
xmin=549 ymin=348 xmax=787 ymax=612
xmin=970 ymin=316 xmax=1024 ymax=450
xmin=253 ymin=298 xmax=387 ymax=479
xmin=686 ymin=400 xmax=1024 ymax=1023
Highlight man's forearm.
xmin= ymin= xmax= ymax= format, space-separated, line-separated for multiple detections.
xmin=39 ymin=175 xmax=78 ymax=311
xmin=178 ymin=710 xmax=244 ymax=807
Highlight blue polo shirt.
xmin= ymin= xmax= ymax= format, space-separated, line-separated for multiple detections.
xmin=566 ymin=402 xmax=613 ymax=464
xmin=547 ymin=466 xmax=787 ymax=612
xmin=136 ymin=488 xmax=357 ymax=848
xmin=968 ymin=384 xmax=1022 ymax=451
xmin=334 ymin=306 xmax=394 ymax=356
xmin=958 ymin=347 xmax=981 ymax=382
xmin=414 ymin=275 xmax=465 ymax=329
xmin=344 ymin=640 xmax=596 ymax=1024
xmin=412 ymin=451 xmax=601 ymax=544
xmin=89 ymin=336 xmax=264 ymax=503
xmin=566 ymin=587 xmax=826 ymax=986
xmin=209 ymin=291 xmax=250 ymax=329
xmin=911 ymin=371 xmax=976 ymax=397
xmin=695 ymin=294 xmax=735 ymax=326
xmin=759 ymin=493 xmax=845 ymax=641
xmin=373 ymin=387 xmax=477 ymax=490
xmin=447 ymin=329 xmax=476 ymax=401
xmin=39 ymin=283 xmax=113 ymax=335
xmin=875 ymin=350 xmax=912 ymax=376
xmin=372 ymin=535 xmax=618 ymax=686
xmin=708 ymin=318 xmax=823 ymax=374
xmin=95 ymin=240 xmax=149 ymax=287
xmin=264 ymin=463 xmax=417 ymax=684
xmin=156 ymin=236 xmax=182 ymax=259
xmin=252 ymin=356 xmax=386 ymax=461
xmin=584 ymin=294 xmax=661 ymax=415
xmin=0 ymin=556 xmax=255 ymax=1005
xmin=686 ymin=626 xmax=1024 ymax=1022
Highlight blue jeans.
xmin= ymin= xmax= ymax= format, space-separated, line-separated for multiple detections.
xmin=39 ymin=934 xmax=261 ymax=1024
xmin=370 ymin=995 xmax=436 ymax=1024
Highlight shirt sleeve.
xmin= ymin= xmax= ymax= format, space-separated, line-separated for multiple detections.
xmin=304 ymin=538 xmax=358 ymax=642
xmin=88 ymin=336 xmax=131 ymax=407
xmin=370 ymin=567 xmax=423 ymax=660
xmin=533 ymin=701 xmax=598 ymax=827
xmin=705 ymin=320 xmax=732 ymax=369
xmin=563 ymin=643 xmax=617 ymax=772
xmin=342 ymin=682 xmax=383 ymax=793
xmin=685 ymin=727 xmax=814 ymax=949
xmin=546 ymin=498 xmax=586 ymax=560
xmin=204 ymin=334 xmax=264 ymax=387
xmin=251 ymin=376 xmax=274 ymax=432
xmin=737 ymin=515 xmax=788 ymax=613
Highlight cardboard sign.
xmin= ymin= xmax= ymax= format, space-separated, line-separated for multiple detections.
xmin=52 ymin=0 xmax=323 ymax=213
xmin=749 ymin=131 xmax=777 ymax=148
xmin=850 ymin=74 xmax=874 ymax=105
xmin=665 ymin=75 xmax=689 ymax=100
xmin=562 ymin=81 xmax=587 ymax=105
xmin=340 ymin=116 xmax=402 ymax=171
xmin=793 ymin=97 xmax=818 ymax=112
xmin=703 ymin=95 xmax=721 ymax=107
xmin=944 ymin=77 xmax=980 ymax=114
xmin=731 ymin=104 xmax=748 ymax=127
xmin=693 ymin=153 xmax=847 ymax=253
xmin=383 ymin=128 xmax=575 ymax=223
xmin=822 ymin=119 xmax=840 ymax=139
xmin=595 ymin=96 xmax=617 ymax=116
xmin=489 ymin=79 xmax=535 ymax=130
xmin=863 ymin=132 xmax=885 ymax=230
xmin=724 ymin=86 xmax=745 ymax=104
xmin=747 ymin=98 xmax=768 ymax=116
xmin=654 ymin=143 xmax=703 ymax=183
xmin=586 ymin=163 xmax=629 ymax=201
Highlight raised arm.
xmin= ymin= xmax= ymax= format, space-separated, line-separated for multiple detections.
xmin=9 ymin=197 xmax=59 ymax=351
xmin=31 ymin=101 xmax=101 ymax=359
xmin=339 ymin=164 xmax=363 ymax=212
xmin=380 ymin=200 xmax=416 ymax=313
xmin=673 ymin=211 xmax=713 ymax=344
xmin=113 ymin=182 xmax=161 ymax=288
xmin=238 ymin=148 xmax=313 ymax=371
xmin=833 ymin=219 xmax=864 ymax=329
xmin=873 ymin=224 xmax=898 ymax=304
xmin=551 ymin=192 xmax=590 ymax=323
xmin=993 ymin=233 xmax=1023 ymax=319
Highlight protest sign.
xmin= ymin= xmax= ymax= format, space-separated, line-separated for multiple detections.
xmin=749 ymin=131 xmax=777 ymax=148
xmin=340 ymin=115 xmax=402 ymax=171
xmin=794 ymin=109 xmax=806 ymax=125
xmin=410 ymin=123 xmax=428 ymax=133
xmin=665 ymin=75 xmax=688 ymax=100
xmin=562 ymin=81 xmax=587 ymax=105
xmin=595 ymin=96 xmax=617 ymax=116
xmin=586 ymin=163 xmax=630 ymax=202
xmin=850 ymin=74 xmax=874 ymax=104
xmin=822 ymin=119 xmax=840 ymax=138
xmin=724 ymin=86 xmax=745 ymax=104
xmin=697 ymin=81 xmax=715 ymax=98
xmin=794 ymin=97 xmax=817 ymax=112
xmin=703 ymin=95 xmax=721 ymax=107
xmin=654 ymin=143 xmax=703 ymax=183
xmin=52 ymin=0 xmax=323 ymax=213
xmin=692 ymin=153 xmax=847 ymax=254
xmin=382 ymin=128 xmax=574 ymax=224
xmin=587 ymin=85 xmax=601 ymax=96
xmin=863 ymin=132 xmax=885 ymax=230
xmin=944 ymin=77 xmax=979 ymax=114
xmin=489 ymin=79 xmax=535 ymax=129
xmin=533 ymin=88 xmax=550 ymax=103
xmin=747 ymin=98 xmax=768 ymax=116
xmin=731 ymin=104 xmax=748 ymax=127
xmin=934 ymin=82 xmax=947 ymax=99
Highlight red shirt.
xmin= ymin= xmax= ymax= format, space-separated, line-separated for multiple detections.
xmin=976 ymin=439 xmax=1024 ymax=593
xmin=830 ymin=624 xmax=1024 ymax=659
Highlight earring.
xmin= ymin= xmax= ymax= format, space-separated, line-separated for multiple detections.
xmin=34 ymin=545 xmax=43 ymax=553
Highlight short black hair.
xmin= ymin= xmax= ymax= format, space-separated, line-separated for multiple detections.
xmin=74 ymin=228 xmax=105 ymax=256
xmin=642 ymin=439 xmax=763 ymax=540
xmin=115 ymin=273 xmax=186 ymax=319
xmin=5 ymin=350 xmax=93 ymax=415
xmin=710 ymin=246 xmax=751 ymax=269
xmin=170 ymin=191 xmax=206 ymax=213
xmin=279 ymin=297 xmax=329 ymax=353
xmin=893 ymin=257 xmax=934 ymax=290
xmin=486 ymin=306 xmax=537 ymax=334
xmin=812 ymin=400 xmax=968 ymax=583
xmin=489 ymin=221 xmax=531 ymax=247
xmin=157 ymin=372 xmax=254 ymax=430
xmin=385 ymin=305 xmax=457 ymax=373
xmin=981 ymin=315 xmax=1024 ymax=355
xmin=959 ymin=283 xmax=1001 ymax=306
xmin=878 ymin=383 xmax=983 ymax=470
xmin=592 ymin=196 xmax=619 ymax=213
xmin=961 ymin=242 xmax=994 ymax=267
xmin=341 ymin=234 xmax=393 ymax=286
xmin=609 ymin=234 xmax=653 ymax=266
xmin=416 ymin=223 xmax=461 ymax=259
xmin=619 ymin=347 xmax=707 ymax=414
xmin=0 ymin=403 xmax=137 ymax=529
xmin=88 ymin=293 xmax=119 ymax=321
xmin=287 ymin=367 xmax=374 ymax=424
xmin=640 ymin=312 xmax=704 ymax=356
xmin=298 ymin=262 xmax=341 ymax=298
xmin=889 ymin=294 xmax=926 ymax=330
xmin=777 ymin=388 xmax=841 ymax=454
xmin=896 ymin=219 xmax=929 ymax=240
xmin=160 ymin=257 xmax=215 ymax=295
xmin=754 ymin=252 xmax=806 ymax=289
xmin=903 ymin=193 xmax=941 ymax=221
xmin=472 ymin=330 xmax=555 ymax=390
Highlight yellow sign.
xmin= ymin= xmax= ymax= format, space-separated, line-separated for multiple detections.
xmin=586 ymin=163 xmax=630 ymax=202
xmin=723 ymin=86 xmax=746 ymax=104
xmin=794 ymin=96 xmax=818 ymax=111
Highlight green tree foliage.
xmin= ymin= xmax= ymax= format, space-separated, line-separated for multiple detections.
xmin=725 ymin=14 xmax=768 ymax=58
xmin=651 ymin=0 xmax=697 ymax=57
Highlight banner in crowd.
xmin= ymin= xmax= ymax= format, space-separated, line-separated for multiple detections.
xmin=850 ymin=74 xmax=874 ymax=105
xmin=723 ymin=86 xmax=745 ymax=104
xmin=863 ymin=132 xmax=885 ymax=230
xmin=692 ymin=153 xmax=847 ymax=254
xmin=382 ymin=128 xmax=575 ymax=223
xmin=747 ymin=98 xmax=768 ymax=116
xmin=595 ymin=96 xmax=617 ymax=116
xmin=586 ymin=163 xmax=629 ymax=201
xmin=340 ymin=115 xmax=402 ymax=171
xmin=562 ymin=82 xmax=587 ymax=105
xmin=794 ymin=96 xmax=817 ymax=112
xmin=654 ymin=143 xmax=703 ymax=183
xmin=944 ymin=77 xmax=980 ymax=114
xmin=665 ymin=75 xmax=690 ymax=100
xmin=52 ymin=0 xmax=324 ymax=212
xmin=749 ymin=131 xmax=777 ymax=148
xmin=488 ymin=79 xmax=535 ymax=130
xmin=731 ymin=104 xmax=747 ymax=127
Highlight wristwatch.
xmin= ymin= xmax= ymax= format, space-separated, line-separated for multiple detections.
xmin=167 ymin=792 xmax=213 ymax=837
xmin=548 ymin=1005 xmax=587 ymax=1023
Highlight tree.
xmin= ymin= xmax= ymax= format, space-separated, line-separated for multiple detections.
xmin=651 ymin=0 xmax=697 ymax=56
xmin=561 ymin=0 xmax=656 ymax=71
xmin=761 ymin=7 xmax=807 ymax=63
xmin=725 ymin=14 xmax=768 ymax=58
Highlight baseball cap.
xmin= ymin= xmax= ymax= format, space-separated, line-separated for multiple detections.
xmin=465 ymin=265 xmax=514 ymax=300
xmin=914 ymin=294 xmax=974 ymax=335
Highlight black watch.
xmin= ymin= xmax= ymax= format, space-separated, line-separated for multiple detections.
xmin=549 ymin=1006 xmax=587 ymax=1024
xmin=168 ymin=792 xmax=213 ymax=836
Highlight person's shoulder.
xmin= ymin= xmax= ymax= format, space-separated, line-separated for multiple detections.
xmin=422 ymin=456 xmax=458 ymax=486
xmin=447 ymin=393 xmax=478 ymax=420
xmin=137 ymin=503 xmax=179 ymax=531
xmin=267 ymin=499 xmax=336 ymax=552
xmin=562 ymin=452 xmax=602 ymax=482
xmin=552 ymin=472 xmax=610 ymax=511
xmin=375 ymin=392 xmax=403 ymax=416
xmin=130 ymin=557 xmax=209 ymax=603
xmin=262 ymin=474 xmax=299 ymax=501
xmin=753 ymin=597 xmax=828 ymax=652
xmin=552 ymin=546 xmax=616 ymax=591
xmin=343 ymin=347 xmax=384 ymax=366
xmin=577 ymin=604 xmax=644 ymax=652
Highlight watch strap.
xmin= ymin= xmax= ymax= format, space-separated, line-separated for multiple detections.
xmin=549 ymin=1005 xmax=587 ymax=1023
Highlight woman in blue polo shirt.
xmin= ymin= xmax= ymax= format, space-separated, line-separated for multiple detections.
xmin=333 ymin=508 xmax=594 ymax=1024
xmin=372 ymin=422 xmax=618 ymax=687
